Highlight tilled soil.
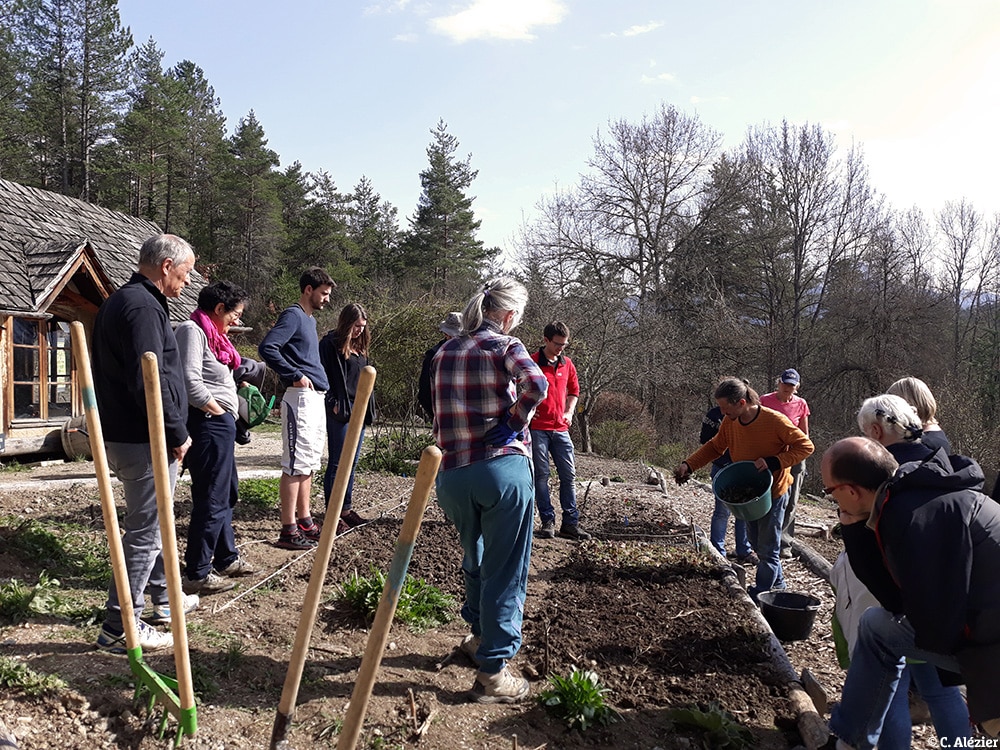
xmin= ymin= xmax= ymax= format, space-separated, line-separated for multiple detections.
xmin=0 ymin=439 xmax=931 ymax=749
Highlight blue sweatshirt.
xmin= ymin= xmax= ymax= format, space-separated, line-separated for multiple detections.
xmin=258 ymin=304 xmax=329 ymax=391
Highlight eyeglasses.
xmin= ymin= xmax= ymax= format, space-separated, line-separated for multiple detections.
xmin=823 ymin=483 xmax=852 ymax=495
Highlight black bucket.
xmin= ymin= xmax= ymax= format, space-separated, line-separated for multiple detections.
xmin=757 ymin=590 xmax=821 ymax=641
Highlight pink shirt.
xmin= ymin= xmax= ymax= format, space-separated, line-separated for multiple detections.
xmin=759 ymin=392 xmax=810 ymax=431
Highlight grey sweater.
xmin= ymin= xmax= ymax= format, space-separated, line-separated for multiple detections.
xmin=176 ymin=321 xmax=239 ymax=416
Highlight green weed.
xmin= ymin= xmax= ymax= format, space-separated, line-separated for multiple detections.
xmin=238 ymin=477 xmax=280 ymax=509
xmin=2 ymin=516 xmax=110 ymax=585
xmin=0 ymin=571 xmax=100 ymax=623
xmin=336 ymin=566 xmax=454 ymax=631
xmin=190 ymin=662 xmax=219 ymax=700
xmin=0 ymin=458 xmax=30 ymax=473
xmin=537 ymin=668 xmax=619 ymax=731
xmin=0 ymin=655 xmax=67 ymax=696
xmin=665 ymin=703 xmax=754 ymax=748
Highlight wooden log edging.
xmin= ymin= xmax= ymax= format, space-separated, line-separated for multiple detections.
xmin=649 ymin=464 xmax=831 ymax=750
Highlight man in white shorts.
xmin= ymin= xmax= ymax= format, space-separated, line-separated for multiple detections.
xmin=258 ymin=267 xmax=335 ymax=549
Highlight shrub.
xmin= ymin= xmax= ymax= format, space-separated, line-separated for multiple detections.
xmin=590 ymin=420 xmax=651 ymax=460
xmin=537 ymin=668 xmax=619 ymax=731
xmin=359 ymin=427 xmax=435 ymax=476
xmin=650 ymin=442 xmax=690 ymax=471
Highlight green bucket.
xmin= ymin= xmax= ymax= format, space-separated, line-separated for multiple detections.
xmin=712 ymin=460 xmax=772 ymax=521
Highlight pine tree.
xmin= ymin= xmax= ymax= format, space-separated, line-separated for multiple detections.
xmin=401 ymin=119 xmax=492 ymax=294
xmin=216 ymin=110 xmax=285 ymax=302
xmin=75 ymin=0 xmax=130 ymax=200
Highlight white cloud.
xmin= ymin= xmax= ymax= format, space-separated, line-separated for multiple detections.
xmin=641 ymin=72 xmax=676 ymax=84
xmin=364 ymin=0 xmax=412 ymax=16
xmin=606 ymin=20 xmax=662 ymax=38
xmin=393 ymin=32 xmax=419 ymax=42
xmin=430 ymin=0 xmax=568 ymax=42
xmin=623 ymin=21 xmax=662 ymax=37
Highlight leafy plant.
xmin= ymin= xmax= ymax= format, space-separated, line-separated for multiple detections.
xmin=0 ymin=571 xmax=100 ymax=622
xmin=0 ymin=459 xmax=30 ymax=473
xmin=665 ymin=703 xmax=754 ymax=749
xmin=0 ymin=655 xmax=67 ymax=696
xmin=336 ymin=566 xmax=454 ymax=631
xmin=238 ymin=477 xmax=281 ymax=509
xmin=537 ymin=668 xmax=619 ymax=731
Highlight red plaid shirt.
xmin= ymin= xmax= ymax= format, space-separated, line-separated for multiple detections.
xmin=431 ymin=320 xmax=548 ymax=471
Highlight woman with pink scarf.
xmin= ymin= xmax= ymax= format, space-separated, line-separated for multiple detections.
xmin=176 ymin=281 xmax=258 ymax=596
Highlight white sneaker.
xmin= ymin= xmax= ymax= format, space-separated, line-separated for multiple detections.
xmin=146 ymin=593 xmax=200 ymax=626
xmin=459 ymin=634 xmax=481 ymax=665
xmin=470 ymin=665 xmax=529 ymax=704
xmin=96 ymin=620 xmax=173 ymax=654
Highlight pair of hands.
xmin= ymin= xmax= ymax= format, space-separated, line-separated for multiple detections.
xmin=673 ymin=457 xmax=772 ymax=485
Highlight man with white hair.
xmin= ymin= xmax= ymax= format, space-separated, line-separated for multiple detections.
xmin=821 ymin=436 xmax=1000 ymax=749
xmin=93 ymin=234 xmax=198 ymax=653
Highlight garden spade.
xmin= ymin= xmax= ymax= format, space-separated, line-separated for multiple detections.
xmin=141 ymin=352 xmax=198 ymax=743
xmin=270 ymin=365 xmax=376 ymax=750
xmin=336 ymin=443 xmax=442 ymax=750
xmin=69 ymin=323 xmax=195 ymax=746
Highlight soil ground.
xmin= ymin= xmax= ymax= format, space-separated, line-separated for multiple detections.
xmin=0 ymin=433 xmax=935 ymax=749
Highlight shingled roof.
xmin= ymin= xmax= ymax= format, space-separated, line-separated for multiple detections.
xmin=0 ymin=178 xmax=203 ymax=321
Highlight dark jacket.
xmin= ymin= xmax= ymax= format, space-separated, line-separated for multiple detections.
xmin=699 ymin=406 xmax=731 ymax=470
xmin=840 ymin=441 xmax=936 ymax=615
xmin=872 ymin=448 xmax=1000 ymax=722
xmin=91 ymin=272 xmax=188 ymax=449
xmin=418 ymin=339 xmax=446 ymax=419
xmin=319 ymin=332 xmax=374 ymax=426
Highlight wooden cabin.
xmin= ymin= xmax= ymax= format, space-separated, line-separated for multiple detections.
xmin=0 ymin=178 xmax=204 ymax=458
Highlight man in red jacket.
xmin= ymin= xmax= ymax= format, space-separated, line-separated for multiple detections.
xmin=530 ymin=322 xmax=591 ymax=540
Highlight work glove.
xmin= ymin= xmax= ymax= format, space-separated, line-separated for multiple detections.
xmin=485 ymin=412 xmax=521 ymax=446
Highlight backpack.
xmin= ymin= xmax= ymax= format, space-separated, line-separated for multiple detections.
xmin=237 ymin=384 xmax=275 ymax=429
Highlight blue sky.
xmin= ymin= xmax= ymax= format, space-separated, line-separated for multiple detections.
xmin=116 ymin=0 xmax=1000 ymax=251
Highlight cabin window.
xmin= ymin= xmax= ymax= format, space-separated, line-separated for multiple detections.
xmin=11 ymin=319 xmax=73 ymax=420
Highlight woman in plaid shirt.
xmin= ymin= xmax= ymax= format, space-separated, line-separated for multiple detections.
xmin=431 ymin=277 xmax=547 ymax=704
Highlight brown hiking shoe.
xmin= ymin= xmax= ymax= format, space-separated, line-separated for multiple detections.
xmin=459 ymin=633 xmax=481 ymax=665
xmin=470 ymin=665 xmax=529 ymax=704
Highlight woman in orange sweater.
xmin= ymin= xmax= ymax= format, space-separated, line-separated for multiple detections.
xmin=675 ymin=377 xmax=814 ymax=600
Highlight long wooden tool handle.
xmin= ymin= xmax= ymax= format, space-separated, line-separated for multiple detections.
xmin=336 ymin=444 xmax=442 ymax=750
xmin=270 ymin=365 xmax=376 ymax=749
xmin=141 ymin=353 xmax=196 ymax=715
xmin=69 ymin=322 xmax=141 ymax=651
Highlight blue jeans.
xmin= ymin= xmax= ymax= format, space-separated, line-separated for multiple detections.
xmin=436 ymin=455 xmax=534 ymax=674
xmin=184 ymin=410 xmax=239 ymax=581
xmin=103 ymin=441 xmax=178 ymax=631
xmin=747 ymin=489 xmax=787 ymax=599
xmin=530 ymin=429 xmax=578 ymax=526
xmin=323 ymin=418 xmax=366 ymax=512
xmin=831 ymin=607 xmax=969 ymax=749
xmin=709 ymin=464 xmax=751 ymax=557
xmin=878 ymin=662 xmax=971 ymax=750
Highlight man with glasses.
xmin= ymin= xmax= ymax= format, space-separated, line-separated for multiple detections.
xmin=530 ymin=321 xmax=590 ymax=541
xmin=821 ymin=436 xmax=1000 ymax=749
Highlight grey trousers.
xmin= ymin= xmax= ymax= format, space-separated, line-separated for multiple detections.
xmin=102 ymin=441 xmax=178 ymax=631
